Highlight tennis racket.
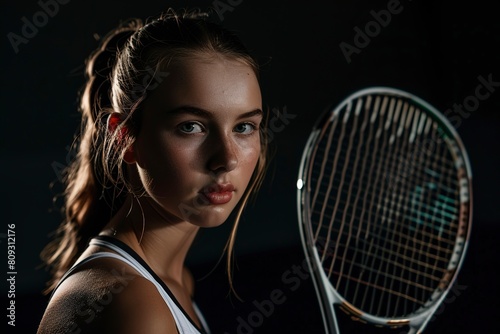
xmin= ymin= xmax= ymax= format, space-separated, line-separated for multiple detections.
xmin=296 ymin=87 xmax=472 ymax=333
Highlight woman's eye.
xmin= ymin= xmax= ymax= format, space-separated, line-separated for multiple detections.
xmin=234 ymin=123 xmax=256 ymax=135
xmin=178 ymin=122 xmax=203 ymax=134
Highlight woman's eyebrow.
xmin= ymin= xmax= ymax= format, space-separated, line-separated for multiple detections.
xmin=166 ymin=106 xmax=263 ymax=119
xmin=238 ymin=109 xmax=263 ymax=120
xmin=166 ymin=106 xmax=212 ymax=117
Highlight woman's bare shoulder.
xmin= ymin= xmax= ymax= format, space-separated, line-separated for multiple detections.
xmin=37 ymin=257 xmax=178 ymax=334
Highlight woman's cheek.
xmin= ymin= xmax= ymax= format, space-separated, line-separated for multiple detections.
xmin=240 ymin=142 xmax=261 ymax=173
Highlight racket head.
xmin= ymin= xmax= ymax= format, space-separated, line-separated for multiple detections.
xmin=297 ymin=87 xmax=472 ymax=331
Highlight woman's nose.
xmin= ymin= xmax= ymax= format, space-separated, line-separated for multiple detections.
xmin=206 ymin=133 xmax=238 ymax=175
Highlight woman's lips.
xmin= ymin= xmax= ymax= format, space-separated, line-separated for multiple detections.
xmin=202 ymin=191 xmax=233 ymax=204
xmin=201 ymin=183 xmax=235 ymax=205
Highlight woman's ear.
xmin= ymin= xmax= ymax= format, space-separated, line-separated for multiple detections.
xmin=123 ymin=146 xmax=136 ymax=164
xmin=108 ymin=113 xmax=136 ymax=164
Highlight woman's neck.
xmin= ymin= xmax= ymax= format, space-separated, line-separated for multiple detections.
xmin=101 ymin=195 xmax=199 ymax=285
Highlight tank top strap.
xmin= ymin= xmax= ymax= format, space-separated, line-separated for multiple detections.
xmin=50 ymin=236 xmax=210 ymax=334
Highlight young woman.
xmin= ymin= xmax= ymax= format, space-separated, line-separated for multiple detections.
xmin=37 ymin=9 xmax=268 ymax=334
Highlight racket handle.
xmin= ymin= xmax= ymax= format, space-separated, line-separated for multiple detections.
xmin=322 ymin=310 xmax=340 ymax=334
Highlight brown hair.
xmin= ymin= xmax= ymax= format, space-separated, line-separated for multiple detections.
xmin=41 ymin=8 xmax=268 ymax=294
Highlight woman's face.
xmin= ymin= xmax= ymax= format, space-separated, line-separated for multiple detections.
xmin=131 ymin=56 xmax=262 ymax=228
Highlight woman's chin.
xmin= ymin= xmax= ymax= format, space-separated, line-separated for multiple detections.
xmin=186 ymin=209 xmax=234 ymax=228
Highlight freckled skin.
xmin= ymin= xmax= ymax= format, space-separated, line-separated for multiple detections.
xmin=131 ymin=56 xmax=263 ymax=228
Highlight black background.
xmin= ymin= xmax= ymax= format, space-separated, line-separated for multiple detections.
xmin=2 ymin=0 xmax=499 ymax=333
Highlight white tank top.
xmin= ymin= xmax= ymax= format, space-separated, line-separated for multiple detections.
xmin=51 ymin=236 xmax=210 ymax=334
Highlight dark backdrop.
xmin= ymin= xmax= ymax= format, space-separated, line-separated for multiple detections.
xmin=2 ymin=0 xmax=499 ymax=333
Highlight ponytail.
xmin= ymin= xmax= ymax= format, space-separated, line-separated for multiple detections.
xmin=41 ymin=20 xmax=141 ymax=293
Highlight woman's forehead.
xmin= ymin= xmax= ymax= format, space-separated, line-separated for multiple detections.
xmin=144 ymin=57 xmax=262 ymax=115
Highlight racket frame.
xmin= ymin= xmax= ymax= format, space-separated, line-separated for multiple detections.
xmin=296 ymin=87 xmax=473 ymax=334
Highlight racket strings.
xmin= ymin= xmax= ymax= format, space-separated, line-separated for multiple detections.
xmin=412 ymin=123 xmax=450 ymax=311
xmin=316 ymin=130 xmax=457 ymax=250
xmin=308 ymin=94 xmax=462 ymax=317
xmin=311 ymin=146 xmax=458 ymax=197
xmin=388 ymin=114 xmax=447 ymax=316
xmin=311 ymin=140 xmax=460 ymax=245
xmin=315 ymin=235 xmax=446 ymax=284
xmin=313 ymin=193 xmax=458 ymax=245
xmin=358 ymin=96 xmax=411 ymax=315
